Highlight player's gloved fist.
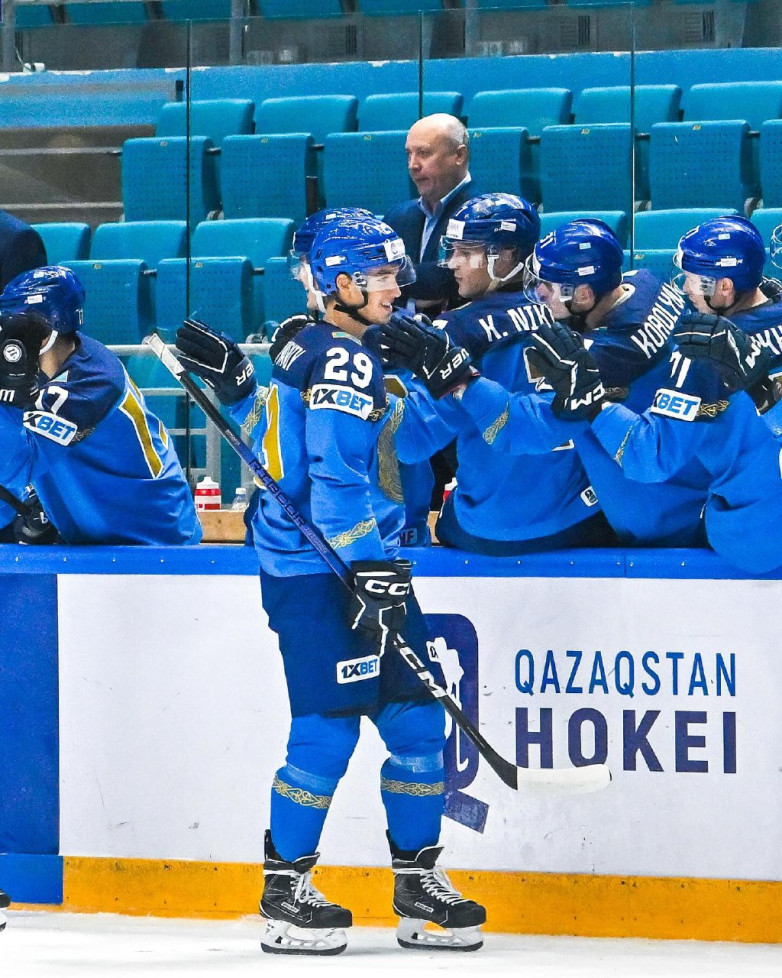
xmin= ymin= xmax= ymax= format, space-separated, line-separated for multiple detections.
xmin=528 ymin=321 xmax=606 ymax=422
xmin=269 ymin=314 xmax=313 ymax=362
xmin=13 ymin=490 xmax=59 ymax=545
xmin=365 ymin=313 xmax=479 ymax=399
xmin=0 ymin=310 xmax=49 ymax=408
xmin=348 ymin=558 xmax=412 ymax=655
xmin=672 ymin=313 xmax=780 ymax=411
xmin=175 ymin=318 xmax=255 ymax=405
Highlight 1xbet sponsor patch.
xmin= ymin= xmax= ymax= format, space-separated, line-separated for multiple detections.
xmin=650 ymin=388 xmax=701 ymax=421
xmin=310 ymin=384 xmax=374 ymax=419
xmin=23 ymin=410 xmax=78 ymax=445
xmin=337 ymin=654 xmax=380 ymax=684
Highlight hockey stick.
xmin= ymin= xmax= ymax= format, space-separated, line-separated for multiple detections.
xmin=0 ymin=482 xmax=29 ymax=517
xmin=145 ymin=332 xmax=611 ymax=795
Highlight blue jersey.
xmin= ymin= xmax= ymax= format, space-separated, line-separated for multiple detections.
xmin=0 ymin=335 xmax=201 ymax=545
xmin=235 ymin=322 xmax=447 ymax=577
xmin=434 ymin=287 xmax=600 ymax=543
xmin=591 ymin=294 xmax=782 ymax=571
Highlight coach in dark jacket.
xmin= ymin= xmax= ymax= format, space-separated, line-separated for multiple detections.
xmin=384 ymin=114 xmax=476 ymax=314
xmin=0 ymin=210 xmax=47 ymax=293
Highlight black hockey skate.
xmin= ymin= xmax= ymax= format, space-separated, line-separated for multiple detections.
xmin=0 ymin=887 xmax=9 ymax=932
xmin=259 ymin=831 xmax=352 ymax=956
xmin=391 ymin=842 xmax=486 ymax=951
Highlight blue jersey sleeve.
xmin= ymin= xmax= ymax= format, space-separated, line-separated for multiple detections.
xmin=383 ymin=375 xmax=461 ymax=464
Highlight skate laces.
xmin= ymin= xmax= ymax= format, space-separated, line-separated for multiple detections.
xmin=419 ymin=865 xmax=466 ymax=906
xmin=293 ymin=870 xmax=331 ymax=908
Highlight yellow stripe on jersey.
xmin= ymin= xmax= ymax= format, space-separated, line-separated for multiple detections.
xmin=119 ymin=388 xmax=164 ymax=478
xmin=262 ymin=383 xmax=284 ymax=481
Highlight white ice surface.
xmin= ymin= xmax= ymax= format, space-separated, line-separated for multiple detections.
xmin=2 ymin=912 xmax=782 ymax=978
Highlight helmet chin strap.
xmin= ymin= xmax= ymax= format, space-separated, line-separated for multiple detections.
xmin=40 ymin=329 xmax=58 ymax=355
xmin=334 ymin=287 xmax=374 ymax=326
xmin=486 ymin=252 xmax=525 ymax=292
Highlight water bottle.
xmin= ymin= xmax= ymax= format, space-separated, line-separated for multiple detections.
xmin=230 ymin=487 xmax=248 ymax=512
xmin=194 ymin=476 xmax=221 ymax=511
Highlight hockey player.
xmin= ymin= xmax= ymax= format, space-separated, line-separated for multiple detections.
xmin=0 ymin=266 xmax=201 ymax=545
xmin=399 ymin=196 xmax=612 ymax=554
xmin=527 ymin=217 xmax=782 ymax=572
xmin=175 ymin=216 xmax=485 ymax=955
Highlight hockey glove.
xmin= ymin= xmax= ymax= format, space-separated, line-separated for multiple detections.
xmin=13 ymin=490 xmax=59 ymax=545
xmin=348 ymin=558 xmax=412 ymax=656
xmin=175 ymin=318 xmax=255 ymax=405
xmin=673 ymin=313 xmax=780 ymax=413
xmin=0 ymin=310 xmax=49 ymax=408
xmin=528 ymin=321 xmax=606 ymax=422
xmin=365 ymin=312 xmax=479 ymax=399
xmin=268 ymin=313 xmax=314 ymax=363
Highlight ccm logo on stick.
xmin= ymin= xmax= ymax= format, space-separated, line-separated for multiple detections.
xmin=337 ymin=654 xmax=380 ymax=684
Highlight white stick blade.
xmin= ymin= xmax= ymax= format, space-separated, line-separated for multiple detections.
xmin=516 ymin=763 xmax=611 ymax=794
xmin=142 ymin=333 xmax=185 ymax=378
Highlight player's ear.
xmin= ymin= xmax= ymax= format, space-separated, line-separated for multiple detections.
xmin=573 ymin=283 xmax=596 ymax=306
xmin=335 ymin=271 xmax=359 ymax=302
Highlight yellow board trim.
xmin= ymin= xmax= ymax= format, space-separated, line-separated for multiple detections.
xmin=54 ymin=857 xmax=782 ymax=942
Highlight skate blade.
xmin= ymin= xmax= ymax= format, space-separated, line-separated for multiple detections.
xmin=397 ymin=917 xmax=483 ymax=951
xmin=261 ymin=919 xmax=347 ymax=956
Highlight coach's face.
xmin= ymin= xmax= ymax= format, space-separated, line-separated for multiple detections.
xmin=406 ymin=119 xmax=467 ymax=210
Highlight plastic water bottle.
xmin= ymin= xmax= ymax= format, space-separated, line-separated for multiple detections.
xmin=230 ymin=487 xmax=248 ymax=512
xmin=194 ymin=476 xmax=221 ymax=511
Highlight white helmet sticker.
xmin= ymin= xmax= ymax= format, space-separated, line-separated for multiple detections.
xmin=446 ymin=219 xmax=465 ymax=240
xmin=383 ymin=237 xmax=405 ymax=261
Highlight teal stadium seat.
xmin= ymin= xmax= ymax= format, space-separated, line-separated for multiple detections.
xmin=31 ymin=223 xmax=91 ymax=263
xmin=323 ymin=131 xmax=412 ymax=213
xmin=468 ymin=89 xmax=572 ymax=202
xmin=358 ymin=1 xmax=444 ymax=12
xmin=160 ymin=1 xmax=233 ymax=20
xmin=567 ymin=0 xmax=650 ymax=6
xmin=468 ymin=128 xmax=535 ymax=203
xmin=684 ymin=82 xmax=782 ymax=199
xmin=89 ymin=221 xmax=188 ymax=267
xmin=65 ymin=2 xmax=148 ymax=24
xmin=258 ymin=0 xmax=344 ymax=16
xmin=649 ymin=121 xmax=754 ymax=213
xmin=749 ymin=208 xmax=782 ymax=248
xmin=255 ymin=95 xmax=358 ymax=145
xmin=574 ymin=85 xmax=681 ymax=200
xmin=14 ymin=5 xmax=55 ymax=26
xmin=629 ymin=250 xmax=676 ymax=281
xmin=155 ymin=218 xmax=295 ymax=339
xmin=472 ymin=0 xmax=546 ymax=7
xmin=221 ymin=134 xmax=315 ymax=223
xmin=632 ymin=208 xmax=740 ymax=251
xmin=64 ymin=260 xmax=153 ymax=345
xmin=540 ymin=123 xmax=633 ymax=213
xmin=359 ymin=92 xmax=464 ymax=131
xmin=760 ymin=120 xmax=782 ymax=208
xmin=539 ymin=211 xmax=629 ymax=248
xmin=155 ymin=99 xmax=255 ymax=146
xmin=121 ymin=136 xmax=220 ymax=222
xmin=263 ymin=257 xmax=308 ymax=329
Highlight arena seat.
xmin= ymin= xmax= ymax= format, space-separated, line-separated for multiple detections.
xmin=64 ymin=259 xmax=153 ymax=345
xmin=263 ymin=257 xmax=308 ymax=328
xmin=257 ymin=0 xmax=345 ymax=14
xmin=540 ymin=123 xmax=633 ymax=213
xmin=749 ymin=208 xmax=782 ymax=248
xmin=89 ymin=221 xmax=188 ymax=267
xmin=160 ymin=0 xmax=232 ymax=20
xmin=469 ymin=89 xmax=572 ymax=206
xmin=221 ymin=134 xmax=315 ymax=223
xmin=155 ymin=99 xmax=255 ymax=146
xmin=31 ymin=223 xmax=91 ymax=264
xmin=359 ymin=92 xmax=464 ymax=131
xmin=632 ymin=208 xmax=740 ymax=251
xmin=759 ymin=121 xmax=782 ymax=209
xmin=649 ymin=121 xmax=754 ymax=213
xmin=468 ymin=127 xmax=535 ymax=203
xmin=65 ymin=2 xmax=148 ymax=24
xmin=574 ymin=85 xmax=681 ymax=199
xmin=255 ymin=95 xmax=358 ymax=145
xmin=358 ymin=0 xmax=444 ymax=12
xmin=629 ymin=249 xmax=675 ymax=281
xmin=14 ymin=4 xmax=55 ymax=26
xmin=121 ymin=136 xmax=220 ymax=222
xmin=323 ymin=131 xmax=412 ymax=213
xmin=539 ymin=211 xmax=629 ymax=248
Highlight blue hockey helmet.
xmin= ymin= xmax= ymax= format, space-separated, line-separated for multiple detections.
xmin=674 ymin=216 xmax=765 ymax=295
xmin=0 ymin=265 xmax=85 ymax=335
xmin=291 ymin=207 xmax=375 ymax=262
xmin=309 ymin=216 xmax=415 ymax=298
xmin=439 ymin=193 xmax=540 ymax=282
xmin=524 ymin=219 xmax=624 ymax=309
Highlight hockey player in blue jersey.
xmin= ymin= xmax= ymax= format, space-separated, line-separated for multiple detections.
xmin=527 ymin=216 xmax=782 ymax=572
xmin=175 ymin=216 xmax=485 ymax=955
xmin=0 ymin=266 xmax=201 ymax=545
xmin=380 ymin=196 xmax=613 ymax=554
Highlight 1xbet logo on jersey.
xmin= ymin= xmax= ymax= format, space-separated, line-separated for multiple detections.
xmin=336 ymin=654 xmax=380 ymax=684
xmin=650 ymin=388 xmax=701 ymax=421
xmin=23 ymin=410 xmax=77 ymax=445
xmin=310 ymin=383 xmax=374 ymax=419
